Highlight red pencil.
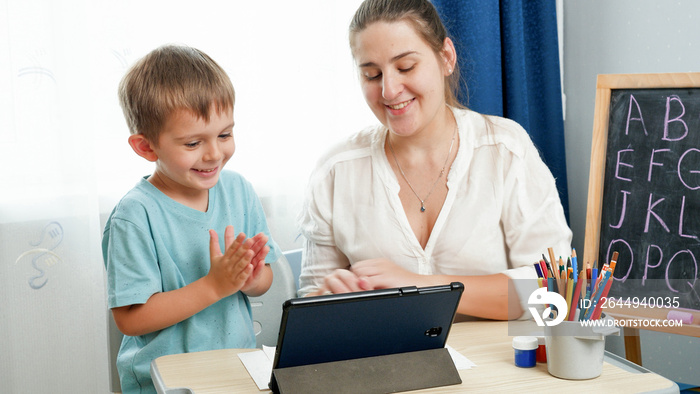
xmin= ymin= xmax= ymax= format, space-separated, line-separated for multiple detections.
xmin=586 ymin=263 xmax=591 ymax=281
xmin=591 ymin=259 xmax=617 ymax=320
xmin=539 ymin=260 xmax=548 ymax=279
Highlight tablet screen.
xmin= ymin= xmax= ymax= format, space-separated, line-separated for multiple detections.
xmin=271 ymin=282 xmax=464 ymax=370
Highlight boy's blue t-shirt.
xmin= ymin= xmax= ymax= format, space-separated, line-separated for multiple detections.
xmin=102 ymin=170 xmax=281 ymax=394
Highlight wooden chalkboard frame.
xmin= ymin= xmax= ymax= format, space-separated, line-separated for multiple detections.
xmin=584 ymin=73 xmax=700 ymax=340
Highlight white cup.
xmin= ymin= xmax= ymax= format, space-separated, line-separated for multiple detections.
xmin=544 ymin=314 xmax=619 ymax=380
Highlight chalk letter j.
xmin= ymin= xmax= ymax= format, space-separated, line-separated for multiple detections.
xmin=610 ymin=190 xmax=631 ymax=229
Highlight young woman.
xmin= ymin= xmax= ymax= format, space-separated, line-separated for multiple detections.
xmin=298 ymin=0 xmax=571 ymax=320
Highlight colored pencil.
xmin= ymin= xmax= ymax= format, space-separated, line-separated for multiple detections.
xmin=559 ymin=256 xmax=567 ymax=297
xmin=546 ymin=248 xmax=562 ymax=293
xmin=591 ymin=266 xmax=598 ymax=295
xmin=580 ymin=264 xmax=591 ymax=321
xmin=583 ymin=267 xmax=611 ymax=320
xmin=539 ymin=260 xmax=548 ymax=279
xmin=586 ymin=262 xmax=591 ymax=284
xmin=547 ymin=277 xmax=555 ymax=318
xmin=568 ymin=270 xmax=584 ymax=321
xmin=547 ymin=248 xmax=557 ymax=273
xmin=591 ymin=257 xmax=618 ymax=320
xmin=579 ymin=267 xmax=587 ymax=304
xmin=565 ymin=269 xmax=574 ymax=319
xmin=542 ymin=254 xmax=554 ymax=280
xmin=534 ymin=263 xmax=543 ymax=278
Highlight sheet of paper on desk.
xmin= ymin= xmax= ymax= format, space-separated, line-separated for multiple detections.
xmin=238 ymin=345 xmax=276 ymax=391
xmin=238 ymin=345 xmax=476 ymax=391
xmin=446 ymin=345 xmax=476 ymax=369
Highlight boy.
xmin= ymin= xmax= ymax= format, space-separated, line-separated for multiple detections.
xmin=102 ymin=45 xmax=280 ymax=393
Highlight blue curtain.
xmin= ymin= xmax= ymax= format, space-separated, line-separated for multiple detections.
xmin=433 ymin=0 xmax=570 ymax=221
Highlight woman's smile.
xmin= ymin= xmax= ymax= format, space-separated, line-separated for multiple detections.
xmin=386 ymin=98 xmax=414 ymax=111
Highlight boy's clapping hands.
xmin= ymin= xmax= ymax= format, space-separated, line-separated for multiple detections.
xmin=208 ymin=225 xmax=270 ymax=299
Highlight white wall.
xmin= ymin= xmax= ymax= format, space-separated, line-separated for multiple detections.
xmin=563 ymin=0 xmax=700 ymax=385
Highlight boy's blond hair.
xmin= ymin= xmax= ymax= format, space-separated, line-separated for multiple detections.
xmin=118 ymin=45 xmax=235 ymax=143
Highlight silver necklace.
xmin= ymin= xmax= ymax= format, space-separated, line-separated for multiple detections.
xmin=387 ymin=126 xmax=457 ymax=213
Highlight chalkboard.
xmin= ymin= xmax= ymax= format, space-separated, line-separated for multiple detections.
xmin=584 ymin=73 xmax=700 ymax=337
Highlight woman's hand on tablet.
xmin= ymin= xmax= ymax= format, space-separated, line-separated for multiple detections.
xmin=316 ymin=268 xmax=374 ymax=295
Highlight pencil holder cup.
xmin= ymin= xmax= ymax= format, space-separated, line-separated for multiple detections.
xmin=544 ymin=314 xmax=619 ymax=380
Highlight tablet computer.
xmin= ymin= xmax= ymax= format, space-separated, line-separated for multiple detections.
xmin=268 ymin=282 xmax=464 ymax=392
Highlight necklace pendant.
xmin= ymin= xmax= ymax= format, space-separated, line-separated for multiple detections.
xmin=420 ymin=204 xmax=426 ymax=213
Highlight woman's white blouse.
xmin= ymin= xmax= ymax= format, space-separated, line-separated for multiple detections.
xmin=298 ymin=107 xmax=572 ymax=299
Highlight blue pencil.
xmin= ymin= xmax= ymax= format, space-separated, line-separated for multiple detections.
xmin=591 ymin=266 xmax=598 ymax=294
xmin=534 ymin=263 xmax=543 ymax=278
xmin=579 ymin=284 xmax=592 ymax=321
xmin=583 ymin=269 xmax=611 ymax=320
xmin=572 ymin=248 xmax=578 ymax=282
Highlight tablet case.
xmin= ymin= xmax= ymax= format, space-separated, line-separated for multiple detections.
xmin=269 ymin=282 xmax=464 ymax=393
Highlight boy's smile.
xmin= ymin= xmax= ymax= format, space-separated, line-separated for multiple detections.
xmin=147 ymin=106 xmax=235 ymax=210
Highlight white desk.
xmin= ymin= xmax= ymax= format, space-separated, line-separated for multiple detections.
xmin=151 ymin=321 xmax=679 ymax=393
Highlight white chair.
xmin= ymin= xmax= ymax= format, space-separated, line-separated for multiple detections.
xmin=282 ymin=248 xmax=302 ymax=290
xmin=107 ymin=311 xmax=123 ymax=393
xmin=250 ymin=251 xmax=299 ymax=348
